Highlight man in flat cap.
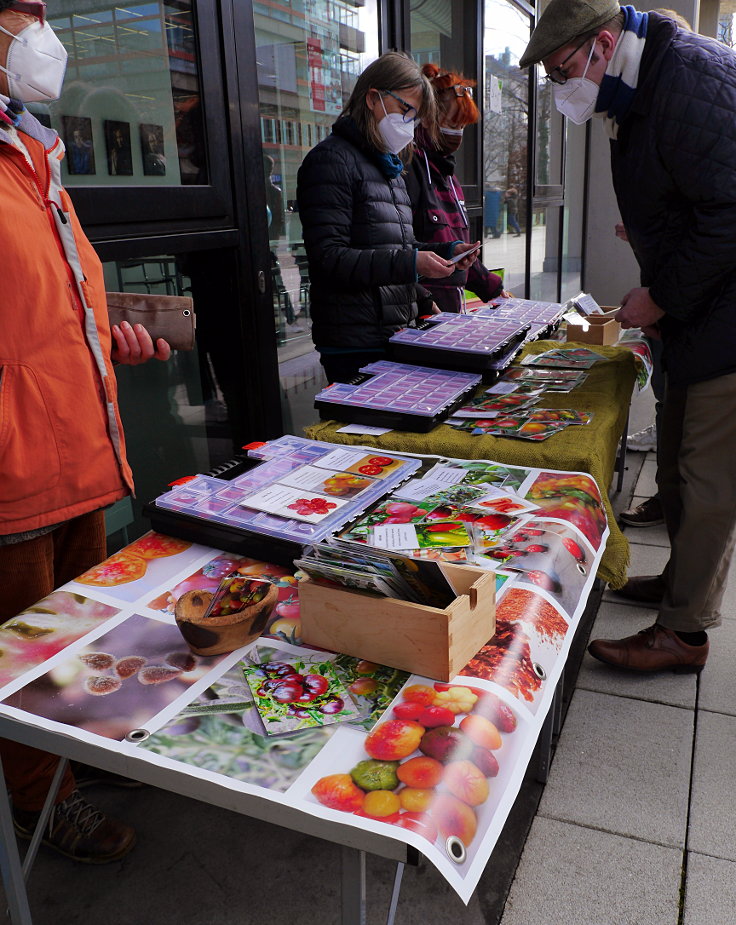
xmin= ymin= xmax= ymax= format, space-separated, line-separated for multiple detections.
xmin=521 ymin=4 xmax=736 ymax=675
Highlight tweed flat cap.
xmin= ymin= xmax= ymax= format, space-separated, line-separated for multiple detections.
xmin=519 ymin=0 xmax=621 ymax=68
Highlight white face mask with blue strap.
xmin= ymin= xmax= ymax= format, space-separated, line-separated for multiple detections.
xmin=552 ymin=40 xmax=599 ymax=125
xmin=0 ymin=14 xmax=67 ymax=103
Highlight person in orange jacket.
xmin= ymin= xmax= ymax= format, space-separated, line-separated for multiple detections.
xmin=0 ymin=0 xmax=170 ymax=862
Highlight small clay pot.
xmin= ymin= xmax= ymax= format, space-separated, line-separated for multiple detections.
xmin=174 ymin=584 xmax=279 ymax=656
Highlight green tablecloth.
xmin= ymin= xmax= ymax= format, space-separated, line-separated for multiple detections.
xmin=305 ymin=340 xmax=638 ymax=588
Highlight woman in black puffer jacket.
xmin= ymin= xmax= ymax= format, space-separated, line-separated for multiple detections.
xmin=297 ymin=52 xmax=479 ymax=383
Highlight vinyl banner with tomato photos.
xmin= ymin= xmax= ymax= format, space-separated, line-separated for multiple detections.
xmin=0 ymin=456 xmax=608 ymax=904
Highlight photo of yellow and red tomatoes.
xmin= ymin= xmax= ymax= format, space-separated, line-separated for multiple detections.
xmin=308 ymin=680 xmax=521 ymax=863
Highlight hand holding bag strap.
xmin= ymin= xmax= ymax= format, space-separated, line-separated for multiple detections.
xmin=105 ymin=291 xmax=196 ymax=351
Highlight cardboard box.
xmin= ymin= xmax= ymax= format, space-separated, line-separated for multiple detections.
xmin=298 ymin=563 xmax=496 ymax=681
xmin=566 ymin=308 xmax=621 ymax=346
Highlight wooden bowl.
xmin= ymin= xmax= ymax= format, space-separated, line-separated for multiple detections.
xmin=174 ymin=584 xmax=279 ymax=656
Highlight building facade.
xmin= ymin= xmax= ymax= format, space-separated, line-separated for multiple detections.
xmin=42 ymin=0 xmax=726 ymax=542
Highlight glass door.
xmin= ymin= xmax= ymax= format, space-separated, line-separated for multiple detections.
xmin=482 ymin=0 xmax=531 ymax=295
xmin=250 ymin=0 xmax=380 ymax=434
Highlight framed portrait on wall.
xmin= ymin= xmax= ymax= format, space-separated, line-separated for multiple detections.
xmin=139 ymin=123 xmax=166 ymax=176
xmin=104 ymin=120 xmax=133 ymax=176
xmin=61 ymin=116 xmax=96 ymax=175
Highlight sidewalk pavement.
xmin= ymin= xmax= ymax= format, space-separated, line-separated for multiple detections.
xmin=500 ymin=448 xmax=736 ymax=925
xmin=3 ymin=444 xmax=735 ymax=924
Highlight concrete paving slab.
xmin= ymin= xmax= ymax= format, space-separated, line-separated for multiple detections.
xmin=682 ymin=852 xmax=736 ymax=925
xmin=578 ymin=599 xmax=697 ymax=708
xmin=0 ymin=781 xmax=497 ymax=925
xmin=689 ymin=710 xmax=736 ymax=862
xmin=602 ymin=542 xmax=670 ymax=602
xmin=698 ymin=623 xmax=736 ymax=717
xmin=499 ymin=816 xmax=681 ymax=925
xmin=633 ymin=458 xmax=659 ymax=498
xmin=620 ymin=497 xmax=670 ymax=547
xmin=609 ymin=453 xmax=646 ymax=517
xmin=538 ymin=689 xmax=692 ymax=847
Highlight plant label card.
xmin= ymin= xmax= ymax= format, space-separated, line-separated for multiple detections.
xmin=485 ymin=381 xmax=520 ymax=395
xmin=393 ymin=478 xmax=457 ymax=502
xmin=242 ymin=659 xmax=360 ymax=734
xmin=240 ymin=485 xmax=348 ymax=523
xmin=312 ymin=449 xmax=405 ymax=479
xmin=370 ymin=522 xmax=421 ymax=551
xmin=527 ymin=409 xmax=593 ymax=426
xmin=278 ymin=465 xmax=374 ymax=499
xmin=513 ymin=421 xmax=569 ymax=441
xmin=421 ymin=465 xmax=469 ymax=486
xmin=336 ymin=424 xmax=392 ymax=435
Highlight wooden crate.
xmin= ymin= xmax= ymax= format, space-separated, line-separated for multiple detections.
xmin=298 ymin=563 xmax=496 ymax=681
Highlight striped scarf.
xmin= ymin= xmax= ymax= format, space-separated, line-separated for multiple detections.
xmin=595 ymin=6 xmax=648 ymax=139
xmin=0 ymin=93 xmax=24 ymax=128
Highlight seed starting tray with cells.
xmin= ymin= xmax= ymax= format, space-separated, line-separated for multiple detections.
xmin=144 ymin=435 xmax=422 ymax=566
xmin=479 ymin=297 xmax=565 ymax=338
xmin=388 ymin=313 xmax=531 ymax=372
xmin=313 ymin=360 xmax=482 ymax=431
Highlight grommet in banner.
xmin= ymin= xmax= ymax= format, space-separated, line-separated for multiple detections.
xmin=445 ymin=836 xmax=466 ymax=864
xmin=125 ymin=728 xmax=149 ymax=743
xmin=183 ymin=309 xmax=191 ymax=316
xmin=576 ymin=563 xmax=587 ymax=576
xmin=533 ymin=662 xmax=547 ymax=681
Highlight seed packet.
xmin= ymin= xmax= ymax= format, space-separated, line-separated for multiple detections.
xmin=206 ymin=573 xmax=273 ymax=617
xmin=512 ymin=421 xmax=570 ymax=440
xmin=527 ymin=409 xmax=593 ymax=425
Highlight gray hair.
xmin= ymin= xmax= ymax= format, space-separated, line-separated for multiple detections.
xmin=341 ymin=51 xmax=436 ymax=155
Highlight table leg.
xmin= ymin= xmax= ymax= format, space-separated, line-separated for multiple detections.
xmin=22 ymin=757 xmax=68 ymax=880
xmin=385 ymin=862 xmax=405 ymax=925
xmin=615 ymin=410 xmax=630 ymax=494
xmin=535 ymin=673 xmax=564 ymax=785
xmin=0 ymin=754 xmax=33 ymax=925
xmin=341 ymin=846 xmax=366 ymax=925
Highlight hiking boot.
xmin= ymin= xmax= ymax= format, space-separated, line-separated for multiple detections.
xmin=13 ymin=790 xmax=136 ymax=864
xmin=627 ymin=423 xmax=657 ymax=452
xmin=620 ymin=495 xmax=664 ymax=527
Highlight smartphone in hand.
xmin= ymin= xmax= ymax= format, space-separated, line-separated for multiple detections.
xmin=448 ymin=243 xmax=481 ymax=265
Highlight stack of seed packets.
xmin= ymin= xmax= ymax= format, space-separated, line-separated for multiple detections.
xmin=520 ymin=346 xmax=604 ymax=369
xmin=295 ymin=536 xmax=458 ymax=607
xmin=501 ymin=367 xmax=588 ymax=392
xmin=450 ymin=408 xmax=592 ymax=440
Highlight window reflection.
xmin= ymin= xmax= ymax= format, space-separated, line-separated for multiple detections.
xmin=42 ymin=1 xmax=206 ymax=187
xmin=253 ymin=0 xmax=379 ymax=434
xmin=483 ymin=0 xmax=530 ymax=294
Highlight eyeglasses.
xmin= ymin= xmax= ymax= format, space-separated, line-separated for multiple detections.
xmin=448 ymin=85 xmax=474 ymax=98
xmin=543 ymin=37 xmax=591 ymax=85
xmin=380 ymin=89 xmax=418 ymax=124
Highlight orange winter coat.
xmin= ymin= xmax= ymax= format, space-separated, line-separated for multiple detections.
xmin=0 ymin=117 xmax=133 ymax=535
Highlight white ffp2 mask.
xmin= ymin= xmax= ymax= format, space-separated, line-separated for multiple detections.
xmin=0 ymin=18 xmax=68 ymax=102
xmin=552 ymin=41 xmax=599 ymax=125
xmin=377 ymin=97 xmax=416 ymax=154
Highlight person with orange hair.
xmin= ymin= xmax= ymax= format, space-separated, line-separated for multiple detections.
xmin=405 ymin=63 xmax=505 ymax=314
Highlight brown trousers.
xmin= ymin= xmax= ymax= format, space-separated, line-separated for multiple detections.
xmin=657 ymin=371 xmax=736 ymax=632
xmin=0 ymin=511 xmax=106 ymax=810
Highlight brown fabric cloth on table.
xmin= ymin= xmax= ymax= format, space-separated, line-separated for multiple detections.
xmin=305 ymin=340 xmax=638 ymax=588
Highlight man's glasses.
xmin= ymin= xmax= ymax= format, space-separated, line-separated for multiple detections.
xmin=380 ymin=89 xmax=418 ymax=124
xmin=543 ymin=37 xmax=591 ymax=85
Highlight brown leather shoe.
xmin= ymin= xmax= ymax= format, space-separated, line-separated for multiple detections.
xmin=588 ymin=624 xmax=708 ymax=674
xmin=611 ymin=574 xmax=666 ymax=605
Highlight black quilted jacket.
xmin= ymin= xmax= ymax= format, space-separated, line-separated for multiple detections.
xmin=610 ymin=13 xmax=736 ymax=385
xmin=297 ymin=118 xmax=449 ymax=351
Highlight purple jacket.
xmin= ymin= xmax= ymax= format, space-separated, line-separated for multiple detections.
xmin=406 ymin=142 xmax=503 ymax=313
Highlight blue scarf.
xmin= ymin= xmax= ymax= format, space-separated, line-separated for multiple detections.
xmin=595 ymin=6 xmax=648 ymax=139
xmin=374 ymin=151 xmax=404 ymax=179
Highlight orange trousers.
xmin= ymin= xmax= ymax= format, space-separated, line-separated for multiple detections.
xmin=0 ymin=511 xmax=106 ymax=810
